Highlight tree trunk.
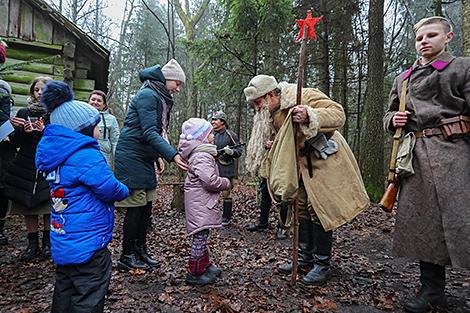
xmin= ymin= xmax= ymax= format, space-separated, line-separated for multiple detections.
xmin=462 ymin=0 xmax=470 ymax=56
xmin=432 ymin=0 xmax=442 ymax=16
xmin=359 ymin=0 xmax=384 ymax=201
xmin=319 ymin=0 xmax=330 ymax=95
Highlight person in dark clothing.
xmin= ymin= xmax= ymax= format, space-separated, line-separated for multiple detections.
xmin=383 ymin=16 xmax=470 ymax=313
xmin=211 ymin=111 xmax=242 ymax=226
xmin=5 ymin=77 xmax=52 ymax=260
xmin=246 ymin=177 xmax=288 ymax=240
xmin=115 ymin=59 xmax=188 ymax=270
xmin=0 ymin=80 xmax=15 ymax=245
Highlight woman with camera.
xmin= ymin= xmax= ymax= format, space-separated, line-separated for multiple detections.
xmin=5 ymin=76 xmax=52 ymax=261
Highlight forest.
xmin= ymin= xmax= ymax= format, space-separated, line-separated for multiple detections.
xmin=1 ymin=0 xmax=470 ymax=312
xmin=42 ymin=0 xmax=470 ymax=199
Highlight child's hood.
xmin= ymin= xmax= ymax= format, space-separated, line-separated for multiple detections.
xmin=36 ymin=124 xmax=100 ymax=172
xmin=177 ymin=139 xmax=202 ymax=160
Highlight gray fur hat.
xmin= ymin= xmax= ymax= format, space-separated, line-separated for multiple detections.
xmin=244 ymin=75 xmax=278 ymax=102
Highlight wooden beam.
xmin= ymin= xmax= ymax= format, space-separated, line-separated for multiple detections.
xmin=4 ymin=37 xmax=62 ymax=51
xmin=0 ymin=0 xmax=8 ymax=36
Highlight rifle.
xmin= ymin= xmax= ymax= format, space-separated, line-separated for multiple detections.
xmin=379 ymin=79 xmax=408 ymax=213
xmin=216 ymin=143 xmax=245 ymax=154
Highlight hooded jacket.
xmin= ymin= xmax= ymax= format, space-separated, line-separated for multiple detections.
xmin=36 ymin=125 xmax=129 ymax=266
xmin=97 ymin=109 xmax=120 ymax=169
xmin=178 ymin=139 xmax=231 ymax=236
xmin=115 ymin=65 xmax=177 ymax=190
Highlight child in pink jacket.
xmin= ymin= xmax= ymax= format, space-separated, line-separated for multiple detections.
xmin=177 ymin=118 xmax=231 ymax=286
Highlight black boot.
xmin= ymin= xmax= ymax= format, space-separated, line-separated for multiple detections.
xmin=136 ymin=238 xmax=160 ymax=268
xmin=404 ymin=261 xmax=447 ymax=313
xmin=185 ymin=271 xmax=217 ymax=285
xmin=247 ymin=179 xmax=271 ymax=232
xmin=278 ymin=219 xmax=314 ymax=274
xmin=41 ymin=230 xmax=51 ymax=258
xmin=0 ymin=219 xmax=8 ymax=245
xmin=21 ymin=232 xmax=40 ymax=261
xmin=222 ymin=199 xmax=233 ymax=226
xmin=118 ymin=240 xmax=149 ymax=270
xmin=302 ymin=223 xmax=332 ymax=285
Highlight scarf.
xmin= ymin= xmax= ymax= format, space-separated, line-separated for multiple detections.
xmin=192 ymin=143 xmax=218 ymax=157
xmin=27 ymin=97 xmax=47 ymax=115
xmin=143 ymin=80 xmax=174 ymax=143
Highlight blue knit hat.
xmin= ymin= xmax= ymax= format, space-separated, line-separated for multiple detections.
xmin=41 ymin=80 xmax=100 ymax=132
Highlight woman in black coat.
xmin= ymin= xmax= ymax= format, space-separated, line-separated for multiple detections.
xmin=5 ymin=77 xmax=52 ymax=261
xmin=0 ymin=80 xmax=16 ymax=245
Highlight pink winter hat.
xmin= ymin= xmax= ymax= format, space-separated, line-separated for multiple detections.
xmin=180 ymin=118 xmax=213 ymax=142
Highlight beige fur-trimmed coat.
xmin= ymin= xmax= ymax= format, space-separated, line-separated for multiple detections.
xmin=268 ymin=83 xmax=369 ymax=231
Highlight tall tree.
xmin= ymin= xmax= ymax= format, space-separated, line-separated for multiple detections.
xmin=360 ymin=0 xmax=384 ymax=200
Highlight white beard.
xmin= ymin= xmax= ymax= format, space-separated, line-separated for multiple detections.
xmin=245 ymin=99 xmax=273 ymax=176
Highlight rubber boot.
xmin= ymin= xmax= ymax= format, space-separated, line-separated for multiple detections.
xmin=404 ymin=261 xmax=447 ymax=313
xmin=0 ymin=219 xmax=8 ymax=245
xmin=302 ymin=223 xmax=332 ymax=285
xmin=41 ymin=230 xmax=51 ymax=258
xmin=21 ymin=232 xmax=40 ymax=261
xmin=136 ymin=237 xmax=160 ymax=268
xmin=247 ymin=179 xmax=270 ymax=232
xmin=206 ymin=264 xmax=223 ymax=277
xmin=278 ymin=219 xmax=314 ymax=274
xmin=118 ymin=240 xmax=149 ymax=270
xmin=185 ymin=271 xmax=217 ymax=286
xmin=222 ymin=198 xmax=232 ymax=226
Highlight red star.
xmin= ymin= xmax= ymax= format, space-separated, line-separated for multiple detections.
xmin=295 ymin=10 xmax=323 ymax=42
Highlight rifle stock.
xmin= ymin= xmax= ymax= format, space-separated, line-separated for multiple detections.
xmin=379 ymin=179 xmax=397 ymax=213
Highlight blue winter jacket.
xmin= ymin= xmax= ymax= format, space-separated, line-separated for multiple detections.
xmin=35 ymin=125 xmax=129 ymax=266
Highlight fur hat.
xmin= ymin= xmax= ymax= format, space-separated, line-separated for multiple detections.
xmin=211 ymin=111 xmax=227 ymax=125
xmin=41 ymin=80 xmax=100 ymax=132
xmin=0 ymin=41 xmax=6 ymax=64
xmin=161 ymin=59 xmax=186 ymax=84
xmin=180 ymin=118 xmax=213 ymax=143
xmin=244 ymin=75 xmax=278 ymax=102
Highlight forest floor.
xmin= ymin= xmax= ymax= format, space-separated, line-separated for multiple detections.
xmin=0 ymin=182 xmax=469 ymax=313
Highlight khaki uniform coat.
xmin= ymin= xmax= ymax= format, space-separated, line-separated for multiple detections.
xmin=270 ymin=83 xmax=369 ymax=231
xmin=383 ymin=53 xmax=470 ymax=268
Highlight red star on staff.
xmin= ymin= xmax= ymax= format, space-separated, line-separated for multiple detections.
xmin=295 ymin=10 xmax=323 ymax=43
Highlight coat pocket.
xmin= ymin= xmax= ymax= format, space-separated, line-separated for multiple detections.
xmin=205 ymin=197 xmax=218 ymax=210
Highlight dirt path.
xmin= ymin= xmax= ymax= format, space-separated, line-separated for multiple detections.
xmin=0 ymin=183 xmax=469 ymax=312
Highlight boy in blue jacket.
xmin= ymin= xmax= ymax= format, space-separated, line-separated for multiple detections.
xmin=35 ymin=81 xmax=129 ymax=313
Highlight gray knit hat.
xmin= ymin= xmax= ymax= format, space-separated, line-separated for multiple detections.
xmin=211 ymin=111 xmax=228 ymax=125
xmin=161 ymin=59 xmax=186 ymax=84
xmin=244 ymin=75 xmax=278 ymax=102
xmin=42 ymin=80 xmax=100 ymax=132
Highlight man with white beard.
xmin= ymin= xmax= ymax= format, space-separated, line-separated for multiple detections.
xmin=243 ymin=75 xmax=369 ymax=285
xmin=245 ymin=100 xmax=288 ymax=239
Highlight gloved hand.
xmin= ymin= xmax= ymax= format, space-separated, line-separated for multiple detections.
xmin=223 ymin=145 xmax=234 ymax=155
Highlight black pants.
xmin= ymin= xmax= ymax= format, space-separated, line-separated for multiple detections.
xmin=52 ymin=248 xmax=112 ymax=313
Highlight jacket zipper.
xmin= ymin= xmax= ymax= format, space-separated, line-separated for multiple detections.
xmin=32 ymin=170 xmax=39 ymax=195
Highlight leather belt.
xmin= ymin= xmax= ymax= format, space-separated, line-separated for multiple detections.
xmin=413 ymin=128 xmax=442 ymax=138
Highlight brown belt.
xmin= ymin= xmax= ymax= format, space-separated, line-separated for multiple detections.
xmin=413 ymin=128 xmax=442 ymax=138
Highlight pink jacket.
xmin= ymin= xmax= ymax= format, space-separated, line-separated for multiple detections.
xmin=178 ymin=140 xmax=231 ymax=236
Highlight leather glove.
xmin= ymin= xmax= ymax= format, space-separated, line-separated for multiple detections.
xmin=223 ymin=145 xmax=234 ymax=155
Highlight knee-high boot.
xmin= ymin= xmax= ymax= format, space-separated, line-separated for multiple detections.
xmin=404 ymin=261 xmax=446 ymax=313
xmin=247 ymin=179 xmax=271 ymax=231
xmin=118 ymin=207 xmax=149 ymax=270
xmin=222 ymin=198 xmax=233 ymax=226
xmin=278 ymin=218 xmax=314 ymax=274
xmin=302 ymin=223 xmax=332 ymax=285
xmin=135 ymin=202 xmax=159 ymax=267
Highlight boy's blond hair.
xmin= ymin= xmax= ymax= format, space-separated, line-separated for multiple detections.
xmin=413 ymin=16 xmax=453 ymax=33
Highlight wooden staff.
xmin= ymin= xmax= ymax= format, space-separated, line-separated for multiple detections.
xmin=290 ymin=8 xmax=323 ymax=286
